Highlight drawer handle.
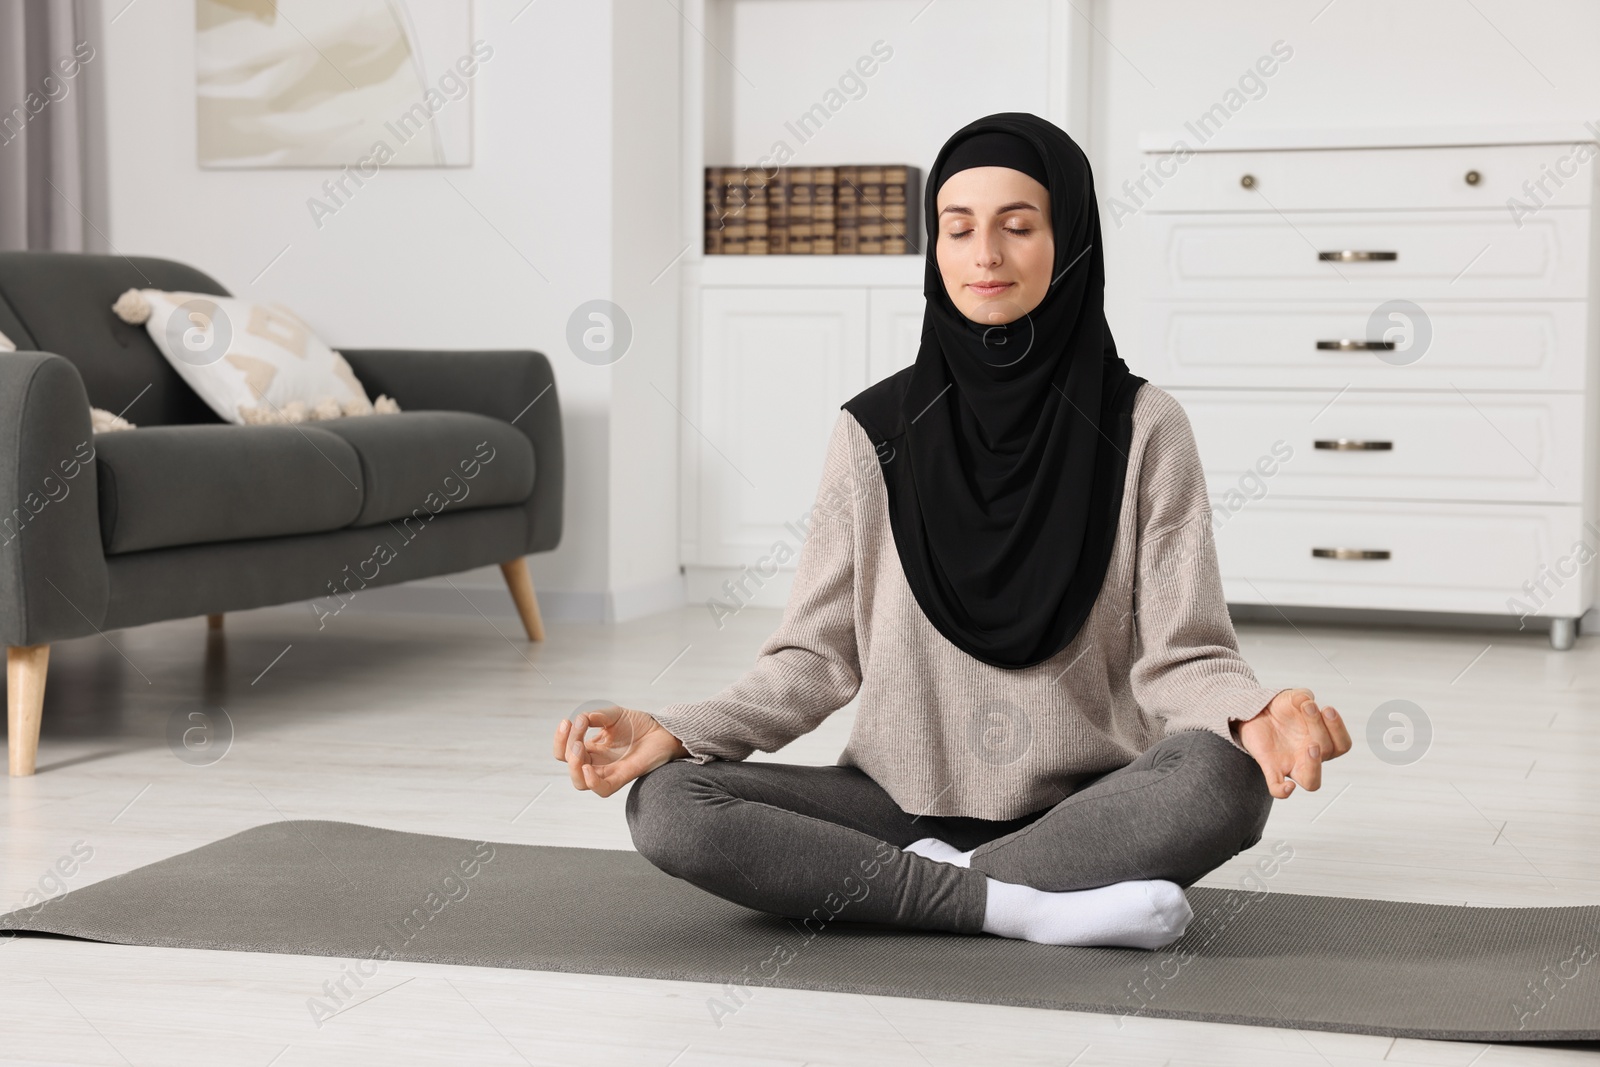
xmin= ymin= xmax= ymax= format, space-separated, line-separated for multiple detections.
xmin=1312 ymin=547 xmax=1391 ymax=560
xmin=1316 ymin=338 xmax=1396 ymax=351
xmin=1314 ymin=439 xmax=1393 ymax=451
xmin=1318 ymin=250 xmax=1398 ymax=262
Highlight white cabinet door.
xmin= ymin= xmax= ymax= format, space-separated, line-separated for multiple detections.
xmin=867 ymin=288 xmax=927 ymax=385
xmin=1142 ymin=144 xmax=1590 ymax=214
xmin=687 ymin=287 xmax=868 ymax=566
xmin=1141 ymin=300 xmax=1590 ymax=393
xmin=1141 ymin=209 xmax=1590 ymax=301
xmin=1212 ymin=498 xmax=1589 ymax=617
xmin=1177 ymin=388 xmax=1587 ymax=505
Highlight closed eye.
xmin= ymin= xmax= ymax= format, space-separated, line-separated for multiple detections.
xmin=948 ymin=227 xmax=1032 ymax=239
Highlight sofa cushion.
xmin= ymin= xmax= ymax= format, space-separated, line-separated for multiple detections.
xmin=314 ymin=411 xmax=535 ymax=527
xmin=95 ymin=425 xmax=364 ymax=555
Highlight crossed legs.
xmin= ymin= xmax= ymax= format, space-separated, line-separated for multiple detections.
xmin=625 ymin=728 xmax=1274 ymax=940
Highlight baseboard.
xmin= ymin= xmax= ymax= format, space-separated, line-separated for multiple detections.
xmin=683 ymin=565 xmax=796 ymax=612
xmin=323 ymin=566 xmax=683 ymax=624
xmin=606 ymin=572 xmax=687 ymax=623
xmin=315 ymin=567 xmax=519 ymax=619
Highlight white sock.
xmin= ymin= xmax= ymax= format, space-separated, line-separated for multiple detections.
xmin=981 ymin=877 xmax=1193 ymax=950
xmin=903 ymin=837 xmax=974 ymax=868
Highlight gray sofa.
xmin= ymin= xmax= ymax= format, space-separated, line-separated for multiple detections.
xmin=0 ymin=252 xmax=563 ymax=775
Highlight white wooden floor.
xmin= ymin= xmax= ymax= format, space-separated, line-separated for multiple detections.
xmin=2 ymin=595 xmax=1597 ymax=1066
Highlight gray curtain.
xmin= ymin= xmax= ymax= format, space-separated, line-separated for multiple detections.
xmin=0 ymin=0 xmax=108 ymax=253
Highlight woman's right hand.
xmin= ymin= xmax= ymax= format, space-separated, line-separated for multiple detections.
xmin=552 ymin=705 xmax=688 ymax=798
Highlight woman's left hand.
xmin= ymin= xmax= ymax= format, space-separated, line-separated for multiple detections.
xmin=1232 ymin=687 xmax=1353 ymax=799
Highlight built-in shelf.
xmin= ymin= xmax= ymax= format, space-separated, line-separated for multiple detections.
xmin=695 ymin=254 xmax=923 ymax=288
xmin=677 ymin=0 xmax=1090 ymax=573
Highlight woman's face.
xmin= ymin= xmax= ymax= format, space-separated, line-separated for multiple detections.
xmin=935 ymin=165 xmax=1054 ymax=326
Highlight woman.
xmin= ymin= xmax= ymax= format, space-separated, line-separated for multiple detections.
xmin=553 ymin=112 xmax=1352 ymax=950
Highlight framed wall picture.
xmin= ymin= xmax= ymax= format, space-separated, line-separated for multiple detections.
xmin=196 ymin=0 xmax=477 ymax=168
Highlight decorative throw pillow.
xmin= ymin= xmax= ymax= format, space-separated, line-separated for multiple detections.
xmin=0 ymin=327 xmax=15 ymax=352
xmin=91 ymin=408 xmax=135 ymax=433
xmin=112 ymin=289 xmax=400 ymax=425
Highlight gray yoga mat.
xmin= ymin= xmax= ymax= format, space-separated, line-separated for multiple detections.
xmin=2 ymin=820 xmax=1596 ymax=1043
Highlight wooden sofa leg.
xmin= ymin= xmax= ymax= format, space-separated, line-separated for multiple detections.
xmin=206 ymin=613 xmax=224 ymax=630
xmin=500 ymin=558 xmax=546 ymax=641
xmin=8 ymin=644 xmax=49 ymax=777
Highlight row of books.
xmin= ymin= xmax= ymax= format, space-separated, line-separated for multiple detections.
xmin=705 ymin=164 xmax=921 ymax=255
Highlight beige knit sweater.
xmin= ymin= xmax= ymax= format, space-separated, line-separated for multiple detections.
xmin=653 ymin=383 xmax=1286 ymax=821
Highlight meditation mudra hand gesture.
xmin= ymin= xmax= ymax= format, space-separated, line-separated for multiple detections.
xmin=1232 ymin=686 xmax=1353 ymax=799
xmin=553 ymin=705 xmax=686 ymax=798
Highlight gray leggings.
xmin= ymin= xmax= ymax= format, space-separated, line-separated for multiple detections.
xmin=625 ymin=728 xmax=1273 ymax=935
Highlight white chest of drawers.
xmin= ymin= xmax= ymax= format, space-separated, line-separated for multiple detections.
xmin=1136 ymin=131 xmax=1600 ymax=649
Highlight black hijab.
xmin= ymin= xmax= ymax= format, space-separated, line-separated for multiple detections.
xmin=841 ymin=112 xmax=1146 ymax=670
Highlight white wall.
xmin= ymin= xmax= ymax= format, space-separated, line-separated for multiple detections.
xmin=1090 ymin=0 xmax=1600 ymax=367
xmin=608 ymin=0 xmax=688 ymax=620
xmin=721 ymin=0 xmax=1064 ymax=173
xmin=98 ymin=0 xmax=684 ymax=621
